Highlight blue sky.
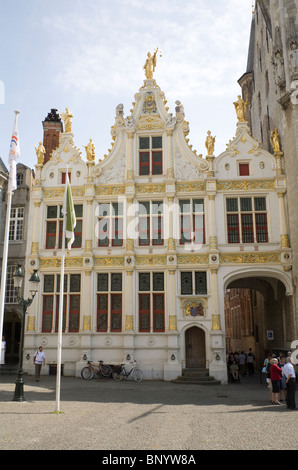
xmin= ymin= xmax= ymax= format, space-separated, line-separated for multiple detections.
xmin=0 ymin=0 xmax=253 ymax=171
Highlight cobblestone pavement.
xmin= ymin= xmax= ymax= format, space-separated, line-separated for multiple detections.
xmin=0 ymin=373 xmax=297 ymax=451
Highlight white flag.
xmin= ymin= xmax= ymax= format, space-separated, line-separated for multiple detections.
xmin=64 ymin=174 xmax=76 ymax=250
xmin=8 ymin=111 xmax=21 ymax=194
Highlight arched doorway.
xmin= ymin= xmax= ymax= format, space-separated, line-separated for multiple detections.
xmin=185 ymin=326 xmax=206 ymax=368
xmin=224 ymin=272 xmax=294 ymax=369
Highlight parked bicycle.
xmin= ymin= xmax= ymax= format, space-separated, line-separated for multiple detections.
xmin=112 ymin=361 xmax=143 ymax=382
xmin=81 ymin=360 xmax=112 ymax=380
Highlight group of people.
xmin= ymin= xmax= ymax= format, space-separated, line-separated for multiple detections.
xmin=263 ymin=353 xmax=296 ymax=409
xmin=227 ymin=349 xmax=255 ymax=382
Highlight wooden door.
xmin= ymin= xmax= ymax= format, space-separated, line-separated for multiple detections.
xmin=185 ymin=327 xmax=206 ymax=368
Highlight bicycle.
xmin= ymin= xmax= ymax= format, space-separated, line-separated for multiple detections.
xmin=81 ymin=360 xmax=112 ymax=380
xmin=112 ymin=361 xmax=143 ymax=382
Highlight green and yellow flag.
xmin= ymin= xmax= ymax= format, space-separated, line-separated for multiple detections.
xmin=65 ymin=174 xmax=76 ymax=249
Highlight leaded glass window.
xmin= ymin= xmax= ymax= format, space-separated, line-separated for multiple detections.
xmin=179 ymin=198 xmax=205 ymax=245
xmin=97 ymin=273 xmax=122 ymax=332
xmin=181 ymin=271 xmax=207 ymax=295
xmin=139 ymin=136 xmax=163 ymax=175
xmin=138 ymin=272 xmax=165 ymax=332
xmin=226 ymin=197 xmax=268 ymax=244
xmin=42 ymin=273 xmax=81 ymax=333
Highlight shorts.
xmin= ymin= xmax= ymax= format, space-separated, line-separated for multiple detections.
xmin=271 ymin=380 xmax=280 ymax=394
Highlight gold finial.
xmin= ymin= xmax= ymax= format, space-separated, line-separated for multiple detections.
xmin=143 ymin=48 xmax=162 ymax=79
xmin=61 ymin=107 xmax=73 ymax=133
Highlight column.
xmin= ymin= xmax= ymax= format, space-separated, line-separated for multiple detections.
xmin=126 ymin=197 xmax=135 ymax=253
xmin=83 ymin=271 xmax=92 ymax=331
xmin=31 ymin=201 xmax=41 ymax=255
xmin=166 ymin=128 xmax=174 ymax=179
xmin=85 ymin=199 xmax=93 ymax=253
xmin=211 ymin=269 xmax=221 ymax=330
xmin=278 ymin=191 xmax=290 ymax=248
xmin=125 ymin=271 xmax=134 ymax=331
xmin=167 ymin=196 xmax=176 ymax=252
xmin=208 ymin=194 xmax=218 ymax=250
xmin=126 ymin=131 xmax=134 ymax=180
xmin=168 ymin=270 xmax=177 ymax=331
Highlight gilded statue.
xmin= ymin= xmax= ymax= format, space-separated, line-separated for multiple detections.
xmin=61 ymin=107 xmax=73 ymax=133
xmin=270 ymin=128 xmax=281 ymax=153
xmin=34 ymin=141 xmax=46 ymax=164
xmin=205 ymin=130 xmax=216 ymax=155
xmin=143 ymin=48 xmax=160 ymax=79
xmin=233 ymin=95 xmax=247 ymax=122
xmin=83 ymin=138 xmax=96 ymax=161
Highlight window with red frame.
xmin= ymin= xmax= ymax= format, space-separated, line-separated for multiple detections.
xmin=138 ymin=272 xmax=164 ymax=332
xmin=97 ymin=273 xmax=122 ymax=332
xmin=61 ymin=172 xmax=71 ymax=184
xmin=226 ymin=197 xmax=268 ymax=243
xmin=139 ymin=136 xmax=163 ymax=175
xmin=179 ymin=199 xmax=205 ymax=245
xmin=42 ymin=274 xmax=81 ymax=333
xmin=45 ymin=204 xmax=82 ymax=249
xmin=138 ymin=201 xmax=163 ymax=246
xmin=97 ymin=202 xmax=123 ymax=247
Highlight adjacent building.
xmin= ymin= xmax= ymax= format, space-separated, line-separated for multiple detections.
xmin=238 ymin=0 xmax=298 ymax=360
xmin=0 ymin=162 xmax=34 ymax=362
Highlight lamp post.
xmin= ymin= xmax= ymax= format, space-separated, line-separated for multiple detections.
xmin=12 ymin=265 xmax=40 ymax=402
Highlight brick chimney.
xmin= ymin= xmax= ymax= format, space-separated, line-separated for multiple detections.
xmin=42 ymin=109 xmax=63 ymax=164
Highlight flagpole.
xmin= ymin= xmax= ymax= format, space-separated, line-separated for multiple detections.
xmin=55 ymin=178 xmax=67 ymax=413
xmin=0 ymin=110 xmax=20 ymax=345
xmin=0 ymin=187 xmax=12 ymax=344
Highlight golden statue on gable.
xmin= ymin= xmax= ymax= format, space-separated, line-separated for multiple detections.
xmin=205 ymin=130 xmax=216 ymax=155
xmin=270 ymin=128 xmax=281 ymax=153
xmin=83 ymin=138 xmax=96 ymax=161
xmin=61 ymin=107 xmax=73 ymax=133
xmin=34 ymin=141 xmax=46 ymax=165
xmin=233 ymin=95 xmax=248 ymax=122
xmin=143 ymin=48 xmax=161 ymax=79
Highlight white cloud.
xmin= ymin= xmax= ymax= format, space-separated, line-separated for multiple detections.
xmin=41 ymin=0 xmax=252 ymax=101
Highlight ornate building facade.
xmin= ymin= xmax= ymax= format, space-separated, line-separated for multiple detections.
xmin=22 ymin=54 xmax=294 ymax=383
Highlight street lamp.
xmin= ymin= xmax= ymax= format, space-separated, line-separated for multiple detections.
xmin=12 ymin=265 xmax=40 ymax=402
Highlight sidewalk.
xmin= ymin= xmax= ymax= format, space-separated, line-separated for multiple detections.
xmin=0 ymin=373 xmax=297 ymax=451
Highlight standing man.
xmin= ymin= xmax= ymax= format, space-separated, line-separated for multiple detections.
xmin=283 ymin=357 xmax=296 ymax=410
xmin=33 ymin=346 xmax=46 ymax=382
xmin=239 ymin=351 xmax=247 ymax=376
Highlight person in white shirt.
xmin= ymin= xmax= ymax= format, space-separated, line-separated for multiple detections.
xmin=0 ymin=336 xmax=6 ymax=365
xmin=33 ymin=346 xmax=46 ymax=382
xmin=283 ymin=357 xmax=296 ymax=410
